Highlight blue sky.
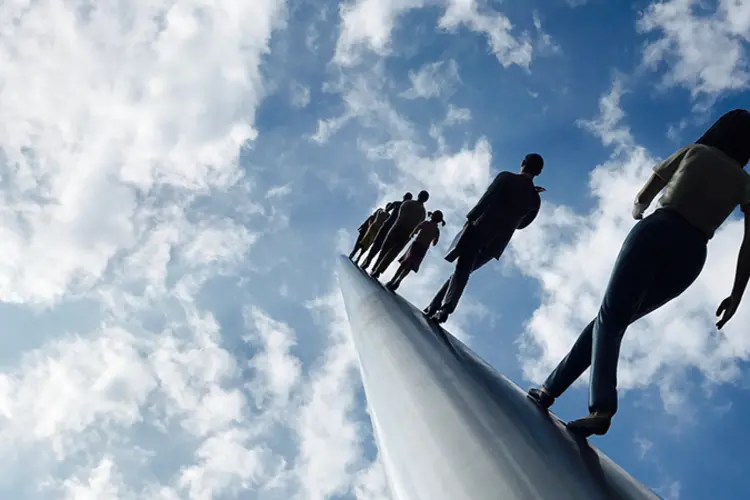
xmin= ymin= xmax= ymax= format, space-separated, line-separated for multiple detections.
xmin=0 ymin=0 xmax=749 ymax=499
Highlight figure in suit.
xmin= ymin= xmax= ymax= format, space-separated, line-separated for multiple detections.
xmin=361 ymin=192 xmax=413 ymax=270
xmin=424 ymin=154 xmax=545 ymax=324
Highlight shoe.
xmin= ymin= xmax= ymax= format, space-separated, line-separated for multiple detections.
xmin=566 ymin=412 xmax=612 ymax=437
xmin=430 ymin=309 xmax=450 ymax=324
xmin=527 ymin=388 xmax=554 ymax=410
xmin=384 ymin=282 xmax=397 ymax=291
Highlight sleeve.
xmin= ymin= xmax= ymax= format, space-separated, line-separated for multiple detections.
xmin=517 ymin=195 xmax=541 ymax=230
xmin=467 ymin=172 xmax=505 ymax=222
xmin=653 ymin=146 xmax=691 ymax=182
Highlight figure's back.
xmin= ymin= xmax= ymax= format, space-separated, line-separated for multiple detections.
xmin=396 ymin=200 xmax=426 ymax=230
xmin=477 ymin=172 xmax=540 ymax=230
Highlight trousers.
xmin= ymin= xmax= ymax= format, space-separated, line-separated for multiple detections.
xmin=428 ymin=228 xmax=495 ymax=314
xmin=543 ymin=209 xmax=708 ymax=414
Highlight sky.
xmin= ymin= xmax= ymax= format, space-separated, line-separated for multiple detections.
xmin=1 ymin=0 xmax=749 ymax=499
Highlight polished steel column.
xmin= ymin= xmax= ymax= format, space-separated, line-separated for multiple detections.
xmin=336 ymin=255 xmax=660 ymax=500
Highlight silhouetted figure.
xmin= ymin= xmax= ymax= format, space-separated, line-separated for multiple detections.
xmin=350 ymin=211 xmax=376 ymax=261
xmin=425 ymin=154 xmax=545 ymax=324
xmin=351 ymin=207 xmax=389 ymax=264
xmin=371 ymin=190 xmax=430 ymax=279
xmin=529 ymin=109 xmax=750 ymax=439
xmin=362 ymin=192 xmax=413 ymax=270
xmin=385 ymin=210 xmax=445 ymax=291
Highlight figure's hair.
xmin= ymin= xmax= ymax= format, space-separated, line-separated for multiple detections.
xmin=403 ymin=192 xmax=413 ymax=200
xmin=417 ymin=190 xmax=429 ymax=202
xmin=430 ymin=209 xmax=444 ymax=224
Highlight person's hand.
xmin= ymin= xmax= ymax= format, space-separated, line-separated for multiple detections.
xmin=632 ymin=202 xmax=647 ymax=220
xmin=716 ymin=295 xmax=741 ymax=329
xmin=535 ymin=186 xmax=546 ymax=193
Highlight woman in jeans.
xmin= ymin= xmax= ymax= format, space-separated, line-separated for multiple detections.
xmin=528 ymin=109 xmax=750 ymax=437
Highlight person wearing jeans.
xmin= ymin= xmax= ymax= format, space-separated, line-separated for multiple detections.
xmin=528 ymin=125 xmax=750 ymax=437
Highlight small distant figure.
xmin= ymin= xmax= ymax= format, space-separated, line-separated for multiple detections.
xmin=371 ymin=190 xmax=430 ymax=279
xmin=385 ymin=210 xmax=445 ymax=291
xmin=349 ymin=212 xmax=376 ymax=261
xmin=350 ymin=207 xmax=389 ymax=264
xmin=425 ymin=154 xmax=545 ymax=324
xmin=362 ymin=192 xmax=413 ymax=270
xmin=528 ymin=109 xmax=750 ymax=439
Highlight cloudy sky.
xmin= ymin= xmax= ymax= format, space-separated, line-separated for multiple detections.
xmin=1 ymin=0 xmax=749 ymax=499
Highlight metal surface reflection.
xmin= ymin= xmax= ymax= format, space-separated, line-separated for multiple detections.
xmin=336 ymin=255 xmax=660 ymax=500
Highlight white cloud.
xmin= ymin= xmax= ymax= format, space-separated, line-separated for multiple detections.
xmin=532 ymin=11 xmax=562 ymax=57
xmin=335 ymin=0 xmax=426 ymax=65
xmin=335 ymin=0 xmax=534 ymax=69
xmin=439 ymin=0 xmax=533 ymax=68
xmin=638 ymin=0 xmax=750 ymax=98
xmin=0 ymin=0 xmax=285 ymax=306
xmin=511 ymin=78 xmax=750 ymax=418
xmin=290 ymin=82 xmax=312 ymax=108
xmin=401 ymin=60 xmax=461 ymax=100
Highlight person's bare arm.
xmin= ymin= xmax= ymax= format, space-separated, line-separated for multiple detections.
xmin=717 ymin=207 xmax=750 ymax=329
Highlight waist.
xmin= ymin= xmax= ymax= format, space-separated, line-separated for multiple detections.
xmin=652 ymin=208 xmax=710 ymax=243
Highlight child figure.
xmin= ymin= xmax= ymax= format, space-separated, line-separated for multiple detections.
xmin=385 ymin=210 xmax=445 ymax=291
xmin=352 ymin=207 xmax=389 ymax=264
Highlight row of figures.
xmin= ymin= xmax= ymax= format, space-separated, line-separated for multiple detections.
xmin=349 ymin=190 xmax=445 ymax=291
xmin=348 ymin=109 xmax=750 ymax=440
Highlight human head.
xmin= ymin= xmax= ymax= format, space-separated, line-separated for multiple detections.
xmin=403 ymin=192 xmax=413 ymax=201
xmin=430 ymin=209 xmax=445 ymax=226
xmin=417 ymin=190 xmax=429 ymax=203
xmin=520 ymin=153 xmax=544 ymax=177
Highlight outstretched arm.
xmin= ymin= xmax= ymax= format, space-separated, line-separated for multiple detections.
xmin=433 ymin=229 xmax=440 ymax=246
xmin=717 ymin=206 xmax=750 ymax=329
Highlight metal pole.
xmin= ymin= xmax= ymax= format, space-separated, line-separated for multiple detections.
xmin=337 ymin=256 xmax=660 ymax=500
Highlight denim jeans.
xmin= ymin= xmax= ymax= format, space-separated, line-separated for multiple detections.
xmin=542 ymin=209 xmax=708 ymax=414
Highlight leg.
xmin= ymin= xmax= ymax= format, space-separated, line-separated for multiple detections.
xmin=432 ymin=246 xmax=491 ymax=322
xmin=373 ymin=231 xmax=409 ymax=277
xmin=569 ymin=211 xmax=706 ymax=435
xmin=386 ymin=264 xmax=409 ymax=290
xmin=425 ymin=279 xmax=450 ymax=315
xmin=540 ymin=319 xmax=596 ymax=399
xmin=349 ymin=244 xmax=361 ymax=261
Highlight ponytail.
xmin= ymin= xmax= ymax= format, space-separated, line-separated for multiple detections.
xmin=441 ymin=220 xmax=446 ymax=227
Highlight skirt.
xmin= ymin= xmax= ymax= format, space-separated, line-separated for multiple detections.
xmin=398 ymin=242 xmax=429 ymax=272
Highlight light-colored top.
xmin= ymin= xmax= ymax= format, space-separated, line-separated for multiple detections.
xmin=395 ymin=200 xmax=427 ymax=231
xmin=654 ymin=144 xmax=750 ymax=239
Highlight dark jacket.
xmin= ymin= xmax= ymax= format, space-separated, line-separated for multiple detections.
xmin=450 ymin=171 xmax=540 ymax=261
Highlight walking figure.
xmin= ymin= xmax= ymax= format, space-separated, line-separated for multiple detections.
xmin=371 ymin=190 xmax=430 ymax=279
xmin=425 ymin=154 xmax=545 ymax=324
xmin=385 ymin=210 xmax=445 ymax=291
xmin=528 ymin=109 xmax=750 ymax=438
xmin=362 ymin=192 xmax=413 ymax=270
